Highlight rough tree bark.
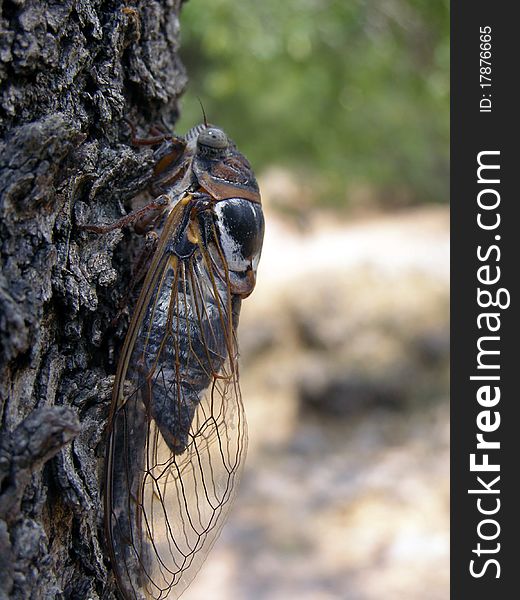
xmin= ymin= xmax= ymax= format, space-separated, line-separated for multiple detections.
xmin=0 ymin=1 xmax=186 ymax=598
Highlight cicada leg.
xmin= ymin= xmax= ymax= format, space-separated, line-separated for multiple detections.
xmin=125 ymin=117 xmax=174 ymax=147
xmin=80 ymin=194 xmax=168 ymax=335
xmin=79 ymin=194 xmax=170 ymax=234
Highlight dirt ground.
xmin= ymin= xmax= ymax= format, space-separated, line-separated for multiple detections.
xmin=186 ymin=203 xmax=449 ymax=600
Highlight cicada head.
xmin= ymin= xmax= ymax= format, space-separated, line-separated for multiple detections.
xmin=197 ymin=127 xmax=229 ymax=152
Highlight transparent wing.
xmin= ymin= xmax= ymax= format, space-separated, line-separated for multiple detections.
xmin=105 ymin=205 xmax=247 ymax=600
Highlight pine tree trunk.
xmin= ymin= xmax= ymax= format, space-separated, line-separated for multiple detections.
xmin=0 ymin=1 xmax=186 ymax=597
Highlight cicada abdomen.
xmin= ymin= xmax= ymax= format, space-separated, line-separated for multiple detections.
xmin=104 ymin=125 xmax=264 ymax=599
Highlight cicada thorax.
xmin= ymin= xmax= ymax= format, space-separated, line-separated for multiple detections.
xmin=149 ymin=123 xmax=262 ymax=203
xmin=105 ymin=122 xmax=265 ymax=600
xmin=192 ymin=145 xmax=261 ymax=205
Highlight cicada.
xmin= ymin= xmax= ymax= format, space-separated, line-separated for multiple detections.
xmin=103 ymin=122 xmax=264 ymax=599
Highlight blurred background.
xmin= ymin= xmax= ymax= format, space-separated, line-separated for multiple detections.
xmin=178 ymin=1 xmax=449 ymax=598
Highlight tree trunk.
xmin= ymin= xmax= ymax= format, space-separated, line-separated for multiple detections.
xmin=0 ymin=1 xmax=186 ymax=597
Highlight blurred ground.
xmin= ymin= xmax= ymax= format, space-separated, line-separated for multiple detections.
xmin=186 ymin=175 xmax=449 ymax=600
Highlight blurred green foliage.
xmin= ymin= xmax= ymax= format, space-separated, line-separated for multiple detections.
xmin=177 ymin=0 xmax=449 ymax=207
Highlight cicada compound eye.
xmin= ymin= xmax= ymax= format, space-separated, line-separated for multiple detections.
xmin=197 ymin=127 xmax=229 ymax=150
